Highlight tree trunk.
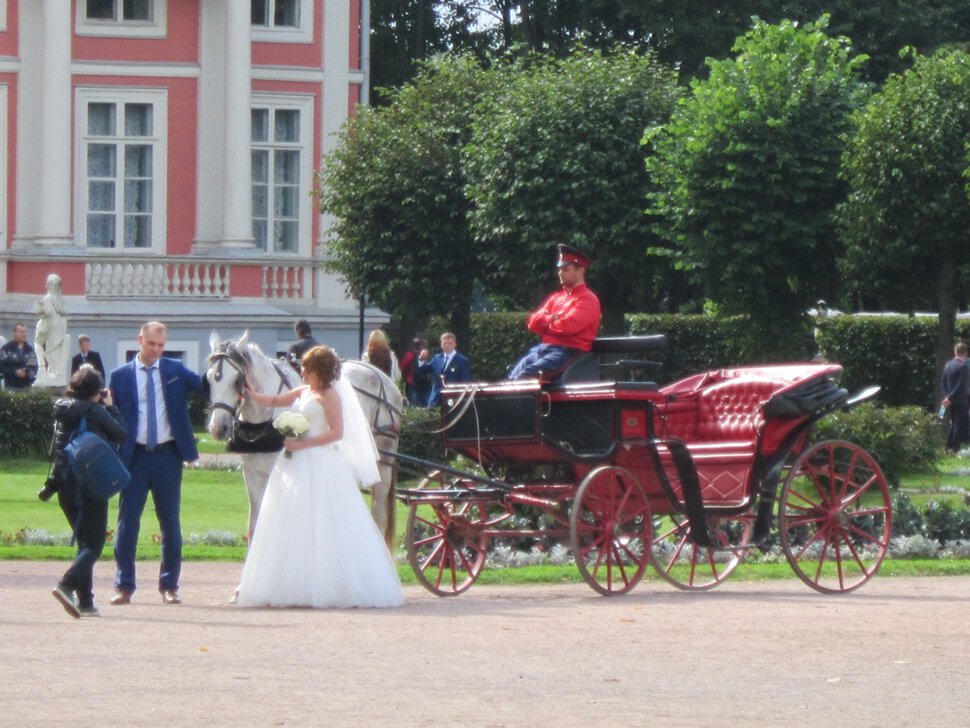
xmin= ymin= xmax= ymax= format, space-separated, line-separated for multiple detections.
xmin=499 ymin=1 xmax=513 ymax=47
xmin=936 ymin=257 xmax=956 ymax=403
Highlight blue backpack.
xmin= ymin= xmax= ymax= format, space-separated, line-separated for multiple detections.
xmin=65 ymin=415 xmax=131 ymax=501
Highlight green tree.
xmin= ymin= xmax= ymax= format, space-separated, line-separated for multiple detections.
xmin=838 ymin=48 xmax=970 ymax=390
xmin=317 ymin=56 xmax=496 ymax=343
xmin=646 ymin=17 xmax=868 ymax=357
xmin=465 ymin=47 xmax=681 ymax=331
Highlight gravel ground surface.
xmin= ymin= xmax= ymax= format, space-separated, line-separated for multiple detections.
xmin=2 ymin=561 xmax=968 ymax=727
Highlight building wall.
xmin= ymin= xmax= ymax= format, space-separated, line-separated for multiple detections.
xmin=0 ymin=0 xmax=387 ymax=379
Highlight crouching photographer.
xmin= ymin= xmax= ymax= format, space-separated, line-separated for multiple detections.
xmin=46 ymin=366 xmax=127 ymax=618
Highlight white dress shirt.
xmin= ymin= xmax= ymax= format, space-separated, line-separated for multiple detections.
xmin=136 ymin=356 xmax=174 ymax=446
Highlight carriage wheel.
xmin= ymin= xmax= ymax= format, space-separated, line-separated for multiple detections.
xmin=405 ymin=471 xmax=491 ymax=597
xmin=570 ymin=466 xmax=652 ymax=596
xmin=778 ymin=440 xmax=892 ymax=594
xmin=649 ymin=509 xmax=756 ymax=591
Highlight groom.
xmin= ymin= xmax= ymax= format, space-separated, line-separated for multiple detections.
xmin=108 ymin=321 xmax=203 ymax=605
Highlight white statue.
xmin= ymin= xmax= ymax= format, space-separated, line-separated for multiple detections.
xmin=33 ymin=273 xmax=70 ymax=388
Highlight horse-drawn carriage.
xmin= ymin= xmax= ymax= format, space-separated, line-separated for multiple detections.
xmin=394 ymin=335 xmax=892 ymax=597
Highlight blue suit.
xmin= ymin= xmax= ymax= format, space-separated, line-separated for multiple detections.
xmin=109 ymin=356 xmax=203 ymax=595
xmin=419 ymin=351 xmax=471 ymax=407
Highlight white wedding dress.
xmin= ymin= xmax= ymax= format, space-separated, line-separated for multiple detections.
xmin=235 ymin=385 xmax=403 ymax=609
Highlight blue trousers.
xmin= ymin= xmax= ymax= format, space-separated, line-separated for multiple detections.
xmin=508 ymin=344 xmax=582 ymax=380
xmin=114 ymin=445 xmax=184 ymax=593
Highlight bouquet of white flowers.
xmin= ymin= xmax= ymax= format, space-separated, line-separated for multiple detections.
xmin=273 ymin=411 xmax=310 ymax=458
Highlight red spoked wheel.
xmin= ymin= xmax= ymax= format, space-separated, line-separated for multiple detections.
xmin=569 ymin=466 xmax=652 ymax=596
xmin=779 ymin=440 xmax=892 ymax=594
xmin=405 ymin=471 xmax=497 ymax=597
xmin=649 ymin=509 xmax=756 ymax=591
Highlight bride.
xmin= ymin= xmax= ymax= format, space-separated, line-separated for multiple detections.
xmin=235 ymin=345 xmax=403 ymax=609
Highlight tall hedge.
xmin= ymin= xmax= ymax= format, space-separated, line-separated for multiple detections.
xmin=0 ymin=389 xmax=56 ymax=457
xmin=816 ymin=316 xmax=970 ymax=408
xmin=425 ymin=312 xmax=535 ymax=381
xmin=625 ymin=313 xmax=814 ymax=383
xmin=420 ymin=311 xmax=962 ymax=411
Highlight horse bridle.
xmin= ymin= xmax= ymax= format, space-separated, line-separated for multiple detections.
xmin=204 ymin=342 xmax=290 ymax=420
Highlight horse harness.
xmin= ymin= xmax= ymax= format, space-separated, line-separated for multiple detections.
xmin=346 ymin=360 xmax=403 ymax=442
xmin=205 ymin=343 xmax=293 ymax=452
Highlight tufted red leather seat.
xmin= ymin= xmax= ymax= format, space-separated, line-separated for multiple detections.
xmin=661 ymin=377 xmax=780 ymax=505
xmin=696 ymin=377 xmax=777 ymax=442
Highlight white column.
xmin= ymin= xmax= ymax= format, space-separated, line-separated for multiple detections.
xmin=36 ymin=0 xmax=73 ymax=245
xmin=314 ymin=0 xmax=356 ymax=307
xmin=220 ymin=1 xmax=255 ymax=247
xmin=317 ymin=0 xmax=351 ymax=262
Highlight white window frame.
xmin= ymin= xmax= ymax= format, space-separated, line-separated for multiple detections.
xmin=75 ymin=87 xmax=168 ymax=253
xmin=251 ymin=94 xmax=314 ymax=256
xmin=76 ymin=0 xmax=168 ymax=39
xmin=251 ymin=0 xmax=313 ymax=44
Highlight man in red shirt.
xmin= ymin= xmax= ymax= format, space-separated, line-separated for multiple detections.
xmin=509 ymin=244 xmax=602 ymax=379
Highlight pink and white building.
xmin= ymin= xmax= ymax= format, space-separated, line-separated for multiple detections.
xmin=0 ymin=0 xmax=383 ymax=373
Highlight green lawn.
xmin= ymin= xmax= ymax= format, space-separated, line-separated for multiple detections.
xmin=0 ymin=450 xmax=413 ymax=564
xmin=1 ymin=456 xmax=250 ymax=558
xmin=897 ymin=453 xmax=970 ymax=508
xmin=4 ymin=446 xmax=970 ymax=586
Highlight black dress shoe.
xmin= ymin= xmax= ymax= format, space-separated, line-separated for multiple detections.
xmin=110 ymin=590 xmax=132 ymax=606
xmin=161 ymin=589 xmax=181 ymax=605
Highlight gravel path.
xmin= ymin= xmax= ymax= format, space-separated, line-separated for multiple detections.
xmin=2 ymin=561 xmax=968 ymax=727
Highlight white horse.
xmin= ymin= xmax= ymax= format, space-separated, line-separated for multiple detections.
xmin=204 ymin=332 xmax=403 ymax=547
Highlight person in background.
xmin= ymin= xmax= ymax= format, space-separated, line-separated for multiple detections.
xmin=0 ymin=323 xmax=39 ymax=390
xmin=71 ymin=334 xmax=106 ymax=379
xmin=417 ymin=332 xmax=472 ymax=407
xmin=287 ymin=319 xmax=319 ymax=373
xmin=400 ymin=337 xmax=425 ymax=406
xmin=941 ymin=341 xmax=969 ymax=452
xmin=508 ymin=244 xmax=602 ymax=380
xmin=108 ymin=321 xmax=203 ymax=606
xmin=362 ymin=329 xmax=401 ymax=383
xmin=48 ymin=367 xmax=127 ymax=618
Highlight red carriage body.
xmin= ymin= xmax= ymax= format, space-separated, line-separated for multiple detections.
xmin=397 ymin=337 xmax=892 ymax=597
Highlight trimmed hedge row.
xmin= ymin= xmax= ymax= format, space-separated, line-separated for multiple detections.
xmin=424 ymin=312 xmax=536 ymax=382
xmin=814 ymin=315 xmax=970 ymax=408
xmin=812 ymin=403 xmax=941 ymax=485
xmin=423 ymin=312 xmax=960 ymax=409
xmin=0 ymin=388 xmax=57 ymax=458
xmin=0 ymin=388 xmax=210 ymax=459
xmin=624 ymin=313 xmax=814 ymax=382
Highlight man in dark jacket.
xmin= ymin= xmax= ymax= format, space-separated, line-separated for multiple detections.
xmin=70 ymin=334 xmax=106 ymax=379
xmin=941 ymin=342 xmax=969 ymax=452
xmin=0 ymin=323 xmax=39 ymax=390
xmin=287 ymin=319 xmax=318 ymax=372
